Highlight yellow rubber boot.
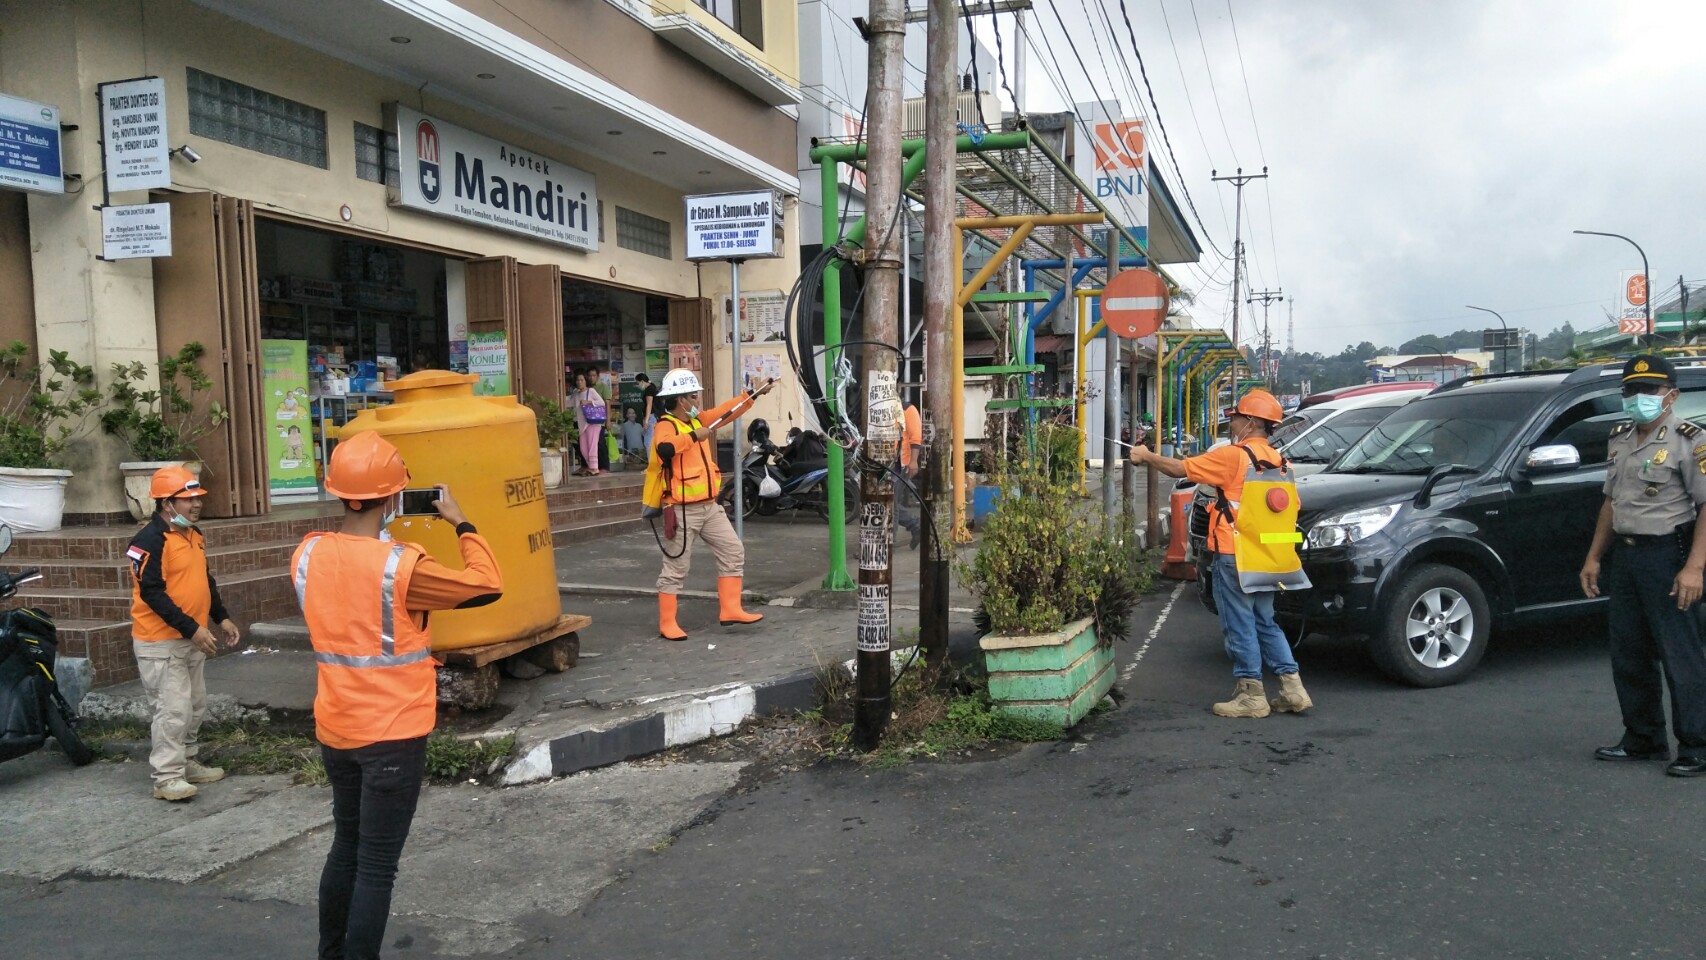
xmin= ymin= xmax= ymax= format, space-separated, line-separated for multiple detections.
xmin=1212 ymin=679 xmax=1271 ymax=718
xmin=659 ymin=593 xmax=688 ymax=641
xmin=717 ymin=577 xmax=764 ymax=625
xmin=1269 ymin=672 xmax=1314 ymax=713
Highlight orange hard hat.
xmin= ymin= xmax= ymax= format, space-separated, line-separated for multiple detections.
xmin=1229 ymin=389 xmax=1284 ymax=424
xmin=325 ymin=432 xmax=409 ymax=500
xmin=149 ymin=465 xmax=208 ymax=499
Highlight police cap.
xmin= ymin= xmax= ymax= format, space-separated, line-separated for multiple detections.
xmin=1621 ymin=354 xmax=1676 ymax=386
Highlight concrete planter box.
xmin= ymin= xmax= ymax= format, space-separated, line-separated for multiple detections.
xmin=980 ymin=616 xmax=1115 ymax=728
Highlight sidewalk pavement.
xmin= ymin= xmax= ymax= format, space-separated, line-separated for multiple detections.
xmin=85 ymin=514 xmax=985 ymax=785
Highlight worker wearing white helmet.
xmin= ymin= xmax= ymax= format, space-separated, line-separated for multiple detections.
xmin=648 ymin=367 xmax=775 ymax=640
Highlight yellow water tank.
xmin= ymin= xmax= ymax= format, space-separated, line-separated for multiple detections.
xmin=337 ymin=370 xmax=558 ymax=651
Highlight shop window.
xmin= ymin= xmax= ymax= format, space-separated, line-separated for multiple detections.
xmin=353 ymin=122 xmax=399 ymax=188
xmin=187 ymin=68 xmax=328 ymax=168
xmin=616 ymin=206 xmax=672 ymax=259
xmin=693 ymin=0 xmax=764 ymax=48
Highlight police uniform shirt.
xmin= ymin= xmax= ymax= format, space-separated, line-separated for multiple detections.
xmin=1603 ymin=413 xmax=1706 ymax=535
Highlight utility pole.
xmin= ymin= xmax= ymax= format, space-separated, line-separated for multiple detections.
xmin=1246 ymin=288 xmax=1283 ymax=391
xmin=918 ymin=0 xmax=956 ymax=678
xmin=1212 ymin=168 xmax=1267 ymax=401
xmin=1102 ymin=230 xmax=1122 ymax=535
xmin=853 ymin=0 xmax=905 ymax=752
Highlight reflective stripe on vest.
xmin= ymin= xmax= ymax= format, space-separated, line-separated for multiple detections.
xmin=296 ymin=538 xmax=415 ymax=668
xmin=661 ymin=413 xmax=716 ymax=502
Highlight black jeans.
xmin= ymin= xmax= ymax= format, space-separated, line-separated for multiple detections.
xmin=319 ymin=735 xmax=428 ymax=960
xmin=1608 ymin=538 xmax=1706 ymax=759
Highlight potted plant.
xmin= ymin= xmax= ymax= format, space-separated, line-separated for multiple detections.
xmin=101 ymin=343 xmax=229 ymax=521
xmin=525 ymin=392 xmax=577 ymax=490
xmin=961 ymin=447 xmax=1145 ymax=728
xmin=0 ymin=341 xmax=102 ymax=532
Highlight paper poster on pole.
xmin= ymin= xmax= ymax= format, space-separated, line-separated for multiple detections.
xmin=260 ymin=340 xmax=317 ymax=495
xmin=468 ymin=331 xmax=511 ymax=396
xmin=99 ymin=77 xmax=170 ymax=193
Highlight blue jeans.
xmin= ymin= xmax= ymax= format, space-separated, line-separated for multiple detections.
xmin=1212 ymin=554 xmax=1299 ymax=680
xmin=643 ymin=416 xmax=657 ymax=462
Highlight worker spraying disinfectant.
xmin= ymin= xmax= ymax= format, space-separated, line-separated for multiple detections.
xmin=643 ymin=368 xmax=776 ymax=641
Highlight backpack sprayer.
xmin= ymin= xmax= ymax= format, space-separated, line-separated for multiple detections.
xmin=640 ymin=383 xmax=776 ymax=559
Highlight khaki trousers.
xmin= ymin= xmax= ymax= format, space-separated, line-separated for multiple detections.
xmin=133 ymin=638 xmax=208 ymax=785
xmin=657 ymin=501 xmax=744 ymax=594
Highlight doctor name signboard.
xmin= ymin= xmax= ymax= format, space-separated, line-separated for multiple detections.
xmin=685 ymin=190 xmax=785 ymax=261
xmin=389 ymin=104 xmax=598 ymax=253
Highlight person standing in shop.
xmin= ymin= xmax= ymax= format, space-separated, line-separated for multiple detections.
xmin=637 ymin=373 xmax=660 ymax=463
xmin=126 ymin=466 xmax=241 ymax=802
xmin=649 ymin=368 xmax=774 ymax=640
xmin=295 ymin=432 xmax=503 ymax=960
xmin=573 ymin=371 xmax=607 ymax=477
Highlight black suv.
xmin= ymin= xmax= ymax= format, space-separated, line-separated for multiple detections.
xmin=1275 ymin=363 xmax=1706 ymax=687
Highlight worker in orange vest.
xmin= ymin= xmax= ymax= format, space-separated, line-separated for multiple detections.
xmin=648 ymin=367 xmax=774 ymax=640
xmin=292 ymin=432 xmax=503 ymax=960
xmin=126 ymin=465 xmax=240 ymax=802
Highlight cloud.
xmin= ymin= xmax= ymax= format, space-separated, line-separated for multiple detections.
xmin=1016 ymin=0 xmax=1706 ymax=353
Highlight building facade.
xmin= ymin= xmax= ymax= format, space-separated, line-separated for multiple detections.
xmin=1 ymin=0 xmax=803 ymax=519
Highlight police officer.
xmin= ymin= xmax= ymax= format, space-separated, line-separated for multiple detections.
xmin=1579 ymin=354 xmax=1706 ymax=777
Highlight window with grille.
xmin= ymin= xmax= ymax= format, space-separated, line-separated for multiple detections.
xmin=353 ymin=122 xmax=399 ymax=187
xmin=187 ymin=68 xmax=327 ymax=168
xmin=616 ymin=206 xmax=672 ymax=259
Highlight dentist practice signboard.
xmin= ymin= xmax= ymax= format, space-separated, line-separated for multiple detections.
xmin=389 ymin=104 xmax=598 ymax=253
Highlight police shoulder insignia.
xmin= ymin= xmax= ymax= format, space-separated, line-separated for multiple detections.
xmin=1610 ymin=421 xmax=1634 ymax=437
xmin=1679 ymin=421 xmax=1702 ymax=439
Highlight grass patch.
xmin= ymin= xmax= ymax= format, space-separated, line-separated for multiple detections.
xmin=424 ymin=730 xmax=516 ymax=782
xmin=198 ymin=721 xmax=324 ymax=784
xmin=804 ymin=661 xmax=1067 ymax=768
xmin=78 ymin=719 xmax=151 ymax=746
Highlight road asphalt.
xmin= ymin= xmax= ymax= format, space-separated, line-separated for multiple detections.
xmin=9 ymin=569 xmax=1696 ymax=960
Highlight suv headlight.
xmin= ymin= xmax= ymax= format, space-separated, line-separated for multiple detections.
xmin=1306 ymin=502 xmax=1401 ymax=548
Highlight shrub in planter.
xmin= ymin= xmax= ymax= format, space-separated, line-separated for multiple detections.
xmin=0 ymin=341 xmax=102 ymax=531
xmin=101 ymin=343 xmax=229 ymax=521
xmin=961 ymin=453 xmax=1145 ymax=727
xmin=525 ymin=392 xmax=578 ymax=489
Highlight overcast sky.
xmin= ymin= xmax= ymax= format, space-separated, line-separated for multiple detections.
xmin=994 ymin=0 xmax=1706 ymax=354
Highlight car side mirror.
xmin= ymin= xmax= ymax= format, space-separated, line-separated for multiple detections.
xmin=1524 ymin=443 xmax=1581 ymax=474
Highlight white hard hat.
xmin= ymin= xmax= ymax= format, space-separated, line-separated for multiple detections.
xmin=660 ymin=368 xmax=702 ymax=396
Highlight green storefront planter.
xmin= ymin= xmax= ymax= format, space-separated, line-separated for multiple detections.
xmin=980 ymin=616 xmax=1116 ymax=728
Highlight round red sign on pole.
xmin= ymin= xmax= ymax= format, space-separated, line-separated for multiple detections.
xmin=1100 ymin=269 xmax=1170 ymax=339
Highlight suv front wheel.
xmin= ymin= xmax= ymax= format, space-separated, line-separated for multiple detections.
xmin=1369 ymin=563 xmax=1490 ymax=687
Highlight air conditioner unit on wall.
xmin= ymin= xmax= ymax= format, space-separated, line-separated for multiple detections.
xmin=900 ymin=91 xmax=1003 ymax=136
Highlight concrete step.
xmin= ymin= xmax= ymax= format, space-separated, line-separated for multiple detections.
xmin=15 ymin=567 xmax=291 ymax=625
xmin=17 ymin=537 xmax=319 ymax=593
xmin=8 ymin=504 xmax=342 ymax=562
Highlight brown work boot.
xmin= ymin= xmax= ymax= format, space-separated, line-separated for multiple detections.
xmin=1212 ymin=679 xmax=1271 ymax=718
xmin=153 ymin=778 xmax=198 ymax=802
xmin=1269 ymin=672 xmax=1314 ymax=713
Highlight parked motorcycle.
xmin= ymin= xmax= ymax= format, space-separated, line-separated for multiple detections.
xmin=0 ymin=523 xmax=95 ymax=766
xmin=720 ymin=420 xmax=858 ymax=522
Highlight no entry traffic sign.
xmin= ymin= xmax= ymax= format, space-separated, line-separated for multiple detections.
xmin=1100 ymin=269 xmax=1169 ymax=338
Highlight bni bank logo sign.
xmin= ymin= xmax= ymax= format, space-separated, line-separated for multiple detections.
xmin=416 ymin=119 xmax=442 ymax=203
xmin=1091 ymin=120 xmax=1145 ymax=199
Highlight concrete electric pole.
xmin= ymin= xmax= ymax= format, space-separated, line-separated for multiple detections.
xmin=852 ymin=0 xmax=906 ymax=752
xmin=918 ymin=0 xmax=956 ymax=678
xmin=1246 ymin=288 xmax=1283 ymax=390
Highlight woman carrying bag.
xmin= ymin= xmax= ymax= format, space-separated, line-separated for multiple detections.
xmin=573 ymin=371 xmax=608 ymax=477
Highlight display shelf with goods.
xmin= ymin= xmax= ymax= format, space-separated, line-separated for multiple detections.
xmin=311 ymin=393 xmax=394 ymax=484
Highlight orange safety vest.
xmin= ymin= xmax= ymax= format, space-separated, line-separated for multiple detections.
xmin=656 ymin=412 xmax=721 ymax=504
xmin=292 ymin=533 xmax=435 ymax=749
